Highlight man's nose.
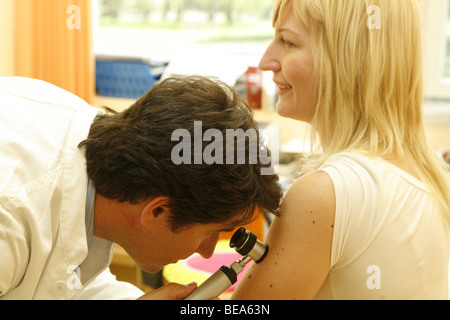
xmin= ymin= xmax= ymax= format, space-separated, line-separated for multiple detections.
xmin=196 ymin=232 xmax=220 ymax=259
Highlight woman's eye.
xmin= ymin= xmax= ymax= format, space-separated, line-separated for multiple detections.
xmin=280 ymin=38 xmax=294 ymax=47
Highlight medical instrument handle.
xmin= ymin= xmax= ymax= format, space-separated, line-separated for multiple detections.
xmin=184 ymin=227 xmax=268 ymax=300
xmin=184 ymin=257 xmax=250 ymax=300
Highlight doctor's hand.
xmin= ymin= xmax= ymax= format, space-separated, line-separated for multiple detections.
xmin=137 ymin=282 xmax=198 ymax=300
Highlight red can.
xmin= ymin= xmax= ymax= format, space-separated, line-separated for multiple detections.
xmin=246 ymin=67 xmax=262 ymax=109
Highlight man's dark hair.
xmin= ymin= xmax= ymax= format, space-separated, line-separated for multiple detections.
xmin=79 ymin=76 xmax=282 ymax=231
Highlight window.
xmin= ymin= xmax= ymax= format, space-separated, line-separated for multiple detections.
xmin=422 ymin=0 xmax=450 ymax=100
xmin=92 ymin=0 xmax=275 ymax=86
xmin=92 ymin=1 xmax=450 ymax=103
xmin=444 ymin=2 xmax=450 ymax=79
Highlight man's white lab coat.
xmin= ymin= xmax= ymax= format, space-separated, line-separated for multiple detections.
xmin=0 ymin=77 xmax=143 ymax=299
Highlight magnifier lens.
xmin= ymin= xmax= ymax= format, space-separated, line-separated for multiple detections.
xmin=229 ymin=227 xmax=247 ymax=249
xmin=229 ymin=227 xmax=268 ymax=263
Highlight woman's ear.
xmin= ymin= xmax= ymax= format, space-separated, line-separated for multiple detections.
xmin=141 ymin=196 xmax=171 ymax=226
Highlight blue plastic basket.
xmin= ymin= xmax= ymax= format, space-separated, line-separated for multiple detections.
xmin=95 ymin=57 xmax=167 ymax=99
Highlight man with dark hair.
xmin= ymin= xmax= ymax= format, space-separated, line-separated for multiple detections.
xmin=0 ymin=76 xmax=282 ymax=300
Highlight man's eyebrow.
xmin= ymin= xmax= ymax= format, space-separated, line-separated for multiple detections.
xmin=217 ymin=226 xmax=237 ymax=233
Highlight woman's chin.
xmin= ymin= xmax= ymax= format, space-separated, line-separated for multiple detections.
xmin=276 ymin=101 xmax=314 ymax=123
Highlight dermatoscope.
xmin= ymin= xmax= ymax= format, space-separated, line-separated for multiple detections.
xmin=184 ymin=227 xmax=268 ymax=300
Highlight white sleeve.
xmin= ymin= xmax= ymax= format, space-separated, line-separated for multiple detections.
xmin=70 ymin=268 xmax=144 ymax=300
xmin=0 ymin=207 xmax=29 ymax=299
xmin=320 ymin=156 xmax=379 ymax=269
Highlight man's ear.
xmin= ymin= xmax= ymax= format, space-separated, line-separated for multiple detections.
xmin=141 ymin=196 xmax=171 ymax=226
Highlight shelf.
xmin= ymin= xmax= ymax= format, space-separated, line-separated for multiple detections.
xmin=93 ymin=95 xmax=135 ymax=113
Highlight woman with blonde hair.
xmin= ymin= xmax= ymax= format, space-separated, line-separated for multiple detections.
xmin=232 ymin=0 xmax=450 ymax=299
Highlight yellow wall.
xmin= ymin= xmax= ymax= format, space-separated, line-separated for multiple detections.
xmin=0 ymin=0 xmax=15 ymax=76
xmin=14 ymin=0 xmax=94 ymax=104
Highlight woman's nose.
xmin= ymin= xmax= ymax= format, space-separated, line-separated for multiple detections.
xmin=196 ymin=232 xmax=220 ymax=259
xmin=258 ymin=42 xmax=281 ymax=73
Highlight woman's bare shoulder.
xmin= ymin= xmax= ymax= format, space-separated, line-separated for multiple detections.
xmin=281 ymin=170 xmax=335 ymax=216
xmin=231 ymin=170 xmax=336 ymax=300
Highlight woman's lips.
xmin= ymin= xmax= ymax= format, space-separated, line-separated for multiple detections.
xmin=275 ymin=81 xmax=293 ymax=95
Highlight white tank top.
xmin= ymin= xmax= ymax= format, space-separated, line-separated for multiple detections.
xmin=315 ymin=152 xmax=450 ymax=299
